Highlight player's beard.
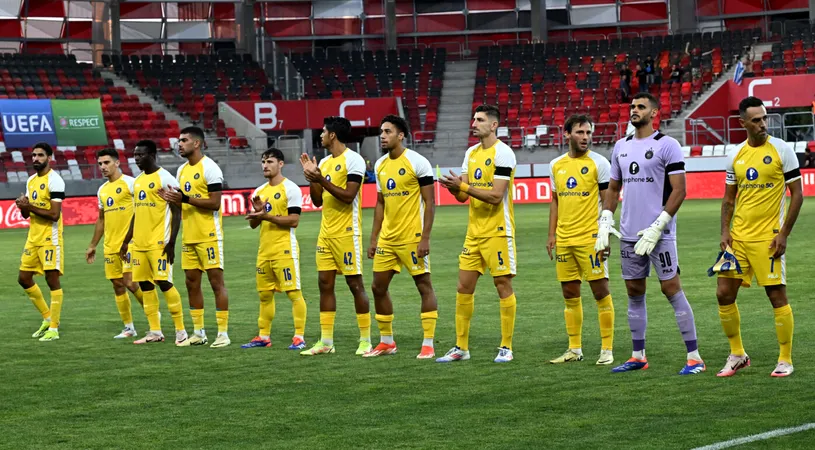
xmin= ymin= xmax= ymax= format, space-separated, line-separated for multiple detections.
xmin=33 ymin=161 xmax=45 ymax=171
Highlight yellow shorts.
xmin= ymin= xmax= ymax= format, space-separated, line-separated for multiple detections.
xmin=555 ymin=244 xmax=608 ymax=283
xmin=131 ymin=248 xmax=173 ymax=282
xmin=373 ymin=243 xmax=431 ymax=276
xmin=257 ymin=258 xmax=301 ymax=292
xmin=181 ymin=241 xmax=224 ymax=272
xmin=718 ymin=239 xmax=785 ymax=287
xmin=459 ymin=235 xmax=516 ymax=277
xmin=20 ymin=244 xmax=63 ymax=275
xmin=316 ymin=235 xmax=363 ymax=276
xmin=104 ymin=253 xmax=133 ymax=280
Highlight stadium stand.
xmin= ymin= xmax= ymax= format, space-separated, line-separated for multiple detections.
xmin=0 ymin=53 xmax=180 ymax=180
xmin=289 ymin=48 xmax=446 ymax=142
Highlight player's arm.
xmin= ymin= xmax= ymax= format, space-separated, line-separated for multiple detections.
xmin=663 ymin=172 xmax=687 ymax=216
xmin=368 ymin=193 xmax=385 ymax=258
xmin=308 ymin=182 xmax=324 ymax=208
xmin=602 ymin=178 xmax=622 ymax=212
xmin=547 ymin=194 xmax=558 ymax=260
xmin=185 ymin=189 xmax=221 ymax=210
xmin=318 ymin=175 xmax=362 ymax=205
xmin=419 ymin=181 xmax=436 ymax=241
xmin=26 ymin=199 xmax=62 ymax=221
xmin=462 ymin=176 xmax=509 ymax=205
xmin=87 ymin=207 xmax=105 ymax=263
xmin=772 ymin=145 xmax=805 ymax=257
xmin=720 ymin=184 xmax=737 ymax=250
xmin=249 ymin=209 xmax=301 ymax=228
xmin=452 ymin=173 xmax=470 ymax=202
xmin=162 ymin=202 xmax=182 ymax=264
xmin=780 ymin=178 xmax=804 ymax=237
xmin=119 ymin=216 xmax=134 ymax=260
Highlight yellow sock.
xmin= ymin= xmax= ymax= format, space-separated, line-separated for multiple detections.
xmin=718 ymin=303 xmax=745 ymax=356
xmin=774 ymin=304 xmax=794 ymax=364
xmin=499 ymin=294 xmax=516 ymax=350
xmin=596 ymin=295 xmax=614 ymax=351
xmin=375 ymin=314 xmax=394 ymax=337
xmin=163 ymin=286 xmax=186 ymax=332
xmin=143 ymin=289 xmax=161 ymax=332
xmin=420 ymin=311 xmax=438 ymax=340
xmin=564 ymin=297 xmax=583 ymax=350
xmin=132 ymin=287 xmax=144 ymax=306
xmin=455 ymin=293 xmax=474 ymax=351
xmin=216 ymin=310 xmax=229 ymax=334
xmin=286 ymin=290 xmax=307 ymax=337
xmin=258 ymin=291 xmax=275 ymax=336
xmin=115 ymin=293 xmax=133 ymax=325
xmin=320 ymin=311 xmax=336 ymax=342
xmin=357 ymin=313 xmax=371 ymax=341
xmin=48 ymin=289 xmax=63 ymax=329
xmin=190 ymin=308 xmax=205 ymax=333
xmin=24 ymin=285 xmax=50 ymax=320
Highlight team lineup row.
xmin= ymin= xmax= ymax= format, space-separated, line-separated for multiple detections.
xmin=13 ymin=94 xmax=802 ymax=377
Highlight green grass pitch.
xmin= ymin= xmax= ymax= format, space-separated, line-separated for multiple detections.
xmin=1 ymin=200 xmax=814 ymax=449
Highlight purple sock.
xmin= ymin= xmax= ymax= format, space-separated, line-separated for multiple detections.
xmin=628 ymin=294 xmax=647 ymax=352
xmin=668 ymin=290 xmax=698 ymax=353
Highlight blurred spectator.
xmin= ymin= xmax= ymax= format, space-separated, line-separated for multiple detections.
xmin=636 ymin=64 xmax=648 ymax=92
xmin=669 ymin=65 xmax=682 ymax=84
xmin=803 ymin=148 xmax=815 ymax=168
xmin=644 ymin=55 xmax=656 ymax=85
xmin=619 ymin=64 xmax=633 ymax=102
xmin=365 ymin=160 xmax=376 ymax=183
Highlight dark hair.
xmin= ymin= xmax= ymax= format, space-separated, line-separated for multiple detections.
xmin=96 ymin=148 xmax=119 ymax=160
xmin=474 ymin=104 xmax=501 ymax=123
xmin=739 ymin=96 xmax=765 ymax=116
xmin=380 ymin=114 xmax=409 ymax=137
xmin=632 ymin=92 xmax=660 ymax=109
xmin=33 ymin=142 xmax=53 ymax=156
xmin=324 ymin=116 xmax=352 ymax=144
xmin=180 ymin=126 xmax=206 ymax=143
xmin=564 ymin=114 xmax=594 ymax=133
xmin=135 ymin=139 xmax=157 ymax=155
xmin=262 ymin=147 xmax=285 ymax=162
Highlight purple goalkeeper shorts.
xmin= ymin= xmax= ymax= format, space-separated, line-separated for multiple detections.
xmin=619 ymin=240 xmax=680 ymax=281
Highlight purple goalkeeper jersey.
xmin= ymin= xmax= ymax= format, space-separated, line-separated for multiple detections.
xmin=610 ymin=131 xmax=685 ymax=242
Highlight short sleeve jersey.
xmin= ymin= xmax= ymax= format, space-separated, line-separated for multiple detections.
xmin=461 ymin=139 xmax=516 ymax=238
xmin=132 ymin=168 xmax=179 ymax=251
xmin=610 ymin=131 xmax=685 ymax=241
xmin=318 ymin=149 xmax=365 ymax=238
xmin=25 ymin=169 xmax=65 ymax=246
xmin=550 ymin=150 xmax=611 ymax=246
xmin=374 ymin=149 xmax=434 ymax=245
xmin=177 ymin=156 xmax=224 ymax=244
xmin=725 ymin=135 xmax=801 ymax=242
xmin=97 ymin=174 xmax=135 ymax=254
xmin=253 ymin=178 xmax=303 ymax=260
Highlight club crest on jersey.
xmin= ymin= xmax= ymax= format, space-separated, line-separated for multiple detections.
xmin=325 ymin=175 xmax=332 ymax=182
xmin=116 ymin=187 xmax=122 ymax=194
xmin=184 ymin=181 xmax=192 ymax=192
xmin=264 ymin=202 xmax=272 ymax=212
xmin=763 ymin=156 xmax=772 ymax=164
xmin=106 ymin=197 xmax=114 ymax=207
xmin=139 ymin=190 xmax=147 ymax=200
xmin=474 ymin=168 xmax=483 ymax=180
xmin=335 ymin=164 xmax=341 ymax=171
xmin=746 ymin=167 xmax=759 ymax=180
xmin=149 ymin=182 xmax=155 ymax=189
xmin=194 ymin=173 xmax=200 ymax=179
xmin=274 ymin=192 xmax=281 ymax=199
xmin=31 ymin=191 xmax=38 ymax=200
xmin=629 ymin=162 xmax=640 ymax=175
xmin=567 ymin=177 xmax=577 ymax=189
xmin=581 ymin=166 xmax=588 ymax=174
xmin=387 ymin=178 xmax=396 ymax=190
xmin=645 ymin=149 xmax=654 ymax=160
xmin=399 ymin=168 xmax=406 ymax=176
xmin=485 ymin=158 xmax=492 ymax=166
xmin=40 ymin=183 xmax=45 ymax=190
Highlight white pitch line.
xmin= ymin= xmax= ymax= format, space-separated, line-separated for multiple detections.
xmin=692 ymin=423 xmax=815 ymax=450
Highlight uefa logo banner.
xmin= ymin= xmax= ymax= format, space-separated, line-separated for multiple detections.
xmin=50 ymin=99 xmax=108 ymax=146
xmin=0 ymin=99 xmax=57 ymax=148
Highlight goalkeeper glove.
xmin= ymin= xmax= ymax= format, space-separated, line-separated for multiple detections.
xmin=634 ymin=211 xmax=672 ymax=256
xmin=594 ymin=210 xmax=622 ymax=253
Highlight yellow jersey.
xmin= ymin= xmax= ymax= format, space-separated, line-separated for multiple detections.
xmin=132 ymin=168 xmax=179 ymax=251
xmin=25 ymin=169 xmax=65 ymax=246
xmin=726 ymin=135 xmax=801 ymax=242
xmin=177 ymin=156 xmax=224 ymax=244
xmin=318 ymin=148 xmax=365 ymax=238
xmin=374 ymin=149 xmax=434 ymax=245
xmin=97 ymin=174 xmax=135 ymax=254
xmin=550 ymin=150 xmax=610 ymax=246
xmin=252 ymin=178 xmax=302 ymax=260
xmin=461 ymin=139 xmax=516 ymax=238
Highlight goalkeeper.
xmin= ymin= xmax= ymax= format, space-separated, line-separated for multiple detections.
xmin=594 ymin=92 xmax=704 ymax=375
